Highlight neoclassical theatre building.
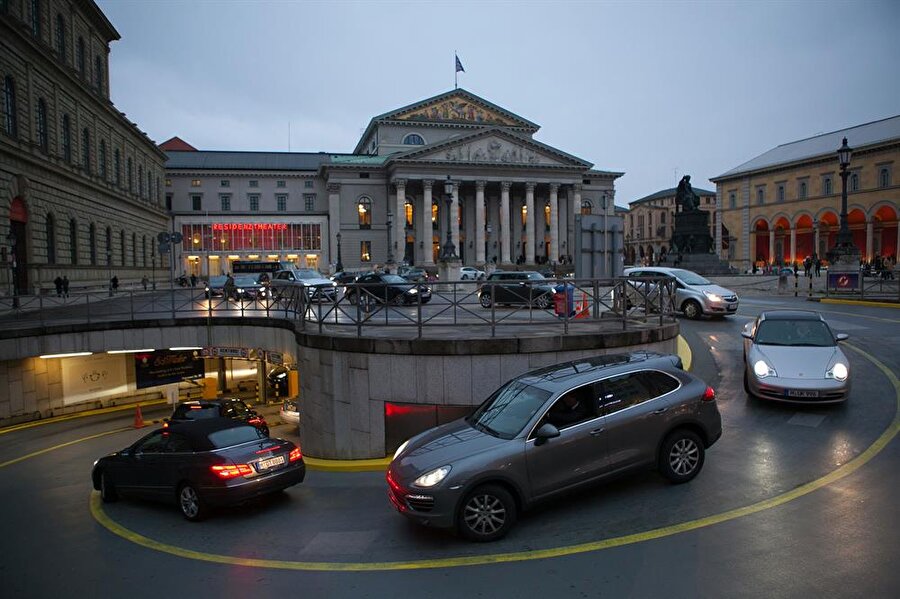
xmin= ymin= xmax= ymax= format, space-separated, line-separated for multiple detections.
xmin=712 ymin=115 xmax=900 ymax=270
xmin=1 ymin=0 xmax=168 ymax=295
xmin=165 ymin=89 xmax=622 ymax=276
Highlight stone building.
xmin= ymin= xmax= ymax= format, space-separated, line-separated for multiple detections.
xmin=164 ymin=89 xmax=623 ymax=275
xmin=624 ymin=185 xmax=717 ymax=265
xmin=1 ymin=0 xmax=168 ymax=296
xmin=712 ymin=115 xmax=900 ymax=271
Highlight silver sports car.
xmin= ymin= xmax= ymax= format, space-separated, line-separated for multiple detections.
xmin=742 ymin=310 xmax=850 ymax=404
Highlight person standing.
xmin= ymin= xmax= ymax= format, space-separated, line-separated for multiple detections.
xmin=141 ymin=275 xmax=149 ymax=291
xmin=62 ymin=276 xmax=70 ymax=298
xmin=190 ymin=273 xmax=197 ymax=288
xmin=814 ymin=255 xmax=821 ymax=277
xmin=54 ymin=276 xmax=63 ymax=297
xmin=223 ymin=273 xmax=236 ymax=301
xmin=111 ymin=275 xmax=119 ymax=293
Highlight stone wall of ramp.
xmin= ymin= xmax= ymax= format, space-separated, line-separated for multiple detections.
xmin=296 ymin=325 xmax=678 ymax=460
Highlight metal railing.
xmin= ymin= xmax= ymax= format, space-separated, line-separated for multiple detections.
xmin=0 ymin=277 xmax=678 ymax=338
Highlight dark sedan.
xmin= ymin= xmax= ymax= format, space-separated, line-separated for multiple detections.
xmin=477 ymin=271 xmax=556 ymax=309
xmin=168 ymin=398 xmax=269 ymax=436
xmin=345 ymin=272 xmax=432 ymax=307
xmin=92 ymin=419 xmax=305 ymax=521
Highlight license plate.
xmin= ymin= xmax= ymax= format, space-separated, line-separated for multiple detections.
xmin=257 ymin=455 xmax=285 ymax=471
xmin=786 ymin=389 xmax=819 ymax=398
xmin=727 ymin=303 xmax=737 ymax=310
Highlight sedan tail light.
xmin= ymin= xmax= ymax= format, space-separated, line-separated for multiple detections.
xmin=248 ymin=416 xmax=265 ymax=426
xmin=702 ymin=386 xmax=716 ymax=402
xmin=289 ymin=447 xmax=302 ymax=462
xmin=211 ymin=463 xmax=253 ymax=479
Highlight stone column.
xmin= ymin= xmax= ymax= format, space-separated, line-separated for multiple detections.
xmin=327 ymin=182 xmax=341 ymax=271
xmin=814 ymin=221 xmax=821 ymax=257
xmin=790 ymin=226 xmax=797 ymax=266
xmin=549 ymin=184 xmax=559 ymax=264
xmin=475 ymin=181 xmax=486 ymax=265
xmin=525 ymin=182 xmax=535 ymax=264
xmin=422 ymin=180 xmax=434 ymax=265
xmin=866 ymin=219 xmax=874 ymax=262
xmin=571 ymin=185 xmax=582 ymax=261
xmin=500 ymin=182 xmax=511 ymax=264
xmin=768 ymin=229 xmax=775 ymax=265
xmin=451 ymin=184 xmax=460 ymax=259
xmin=394 ymin=179 xmax=406 ymax=265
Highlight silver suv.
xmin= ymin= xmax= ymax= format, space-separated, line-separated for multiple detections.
xmin=270 ymin=268 xmax=338 ymax=302
xmin=387 ymin=352 xmax=722 ymax=541
xmin=624 ymin=267 xmax=739 ymax=319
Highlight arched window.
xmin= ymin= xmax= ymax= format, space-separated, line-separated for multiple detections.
xmin=120 ymin=230 xmax=126 ymax=265
xmin=114 ymin=149 xmax=121 ymax=186
xmin=30 ymin=0 xmax=41 ymax=38
xmin=824 ymin=177 xmax=832 ymax=196
xmin=3 ymin=75 xmax=17 ymax=138
xmin=581 ymin=200 xmax=592 ymax=215
xmin=36 ymin=98 xmax=47 ymax=151
xmin=81 ymin=128 xmax=90 ymax=174
xmin=799 ymin=181 xmax=807 ymax=199
xmin=89 ymin=223 xmax=97 ymax=265
xmin=127 ymin=157 xmax=133 ymax=191
xmin=98 ymin=140 xmax=107 ymax=179
xmin=105 ymin=226 xmax=112 ymax=265
xmin=402 ymin=133 xmax=425 ymax=145
xmin=61 ymin=114 xmax=71 ymax=161
xmin=357 ymin=196 xmax=372 ymax=228
xmin=46 ymin=213 xmax=56 ymax=263
xmin=69 ymin=218 xmax=78 ymax=264
xmin=55 ymin=14 xmax=66 ymax=60
xmin=77 ymin=37 xmax=86 ymax=77
xmin=94 ymin=56 xmax=103 ymax=91
xmin=138 ymin=164 xmax=143 ymax=196
xmin=880 ymin=168 xmax=891 ymax=188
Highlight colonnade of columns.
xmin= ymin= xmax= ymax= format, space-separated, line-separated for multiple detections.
xmin=755 ymin=217 xmax=899 ymax=265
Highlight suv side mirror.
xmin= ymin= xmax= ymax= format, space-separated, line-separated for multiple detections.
xmin=534 ymin=423 xmax=560 ymax=446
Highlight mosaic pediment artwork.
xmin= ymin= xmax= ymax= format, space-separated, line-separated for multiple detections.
xmin=396 ymin=96 xmax=518 ymax=126
xmin=414 ymin=136 xmax=567 ymax=166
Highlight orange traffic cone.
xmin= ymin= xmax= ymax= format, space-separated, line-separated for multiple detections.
xmin=133 ymin=404 xmax=145 ymax=429
xmin=575 ymin=292 xmax=589 ymax=319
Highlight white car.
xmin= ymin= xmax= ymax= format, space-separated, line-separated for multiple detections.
xmin=459 ymin=266 xmax=485 ymax=281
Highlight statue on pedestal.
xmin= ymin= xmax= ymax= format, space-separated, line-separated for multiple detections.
xmin=675 ymin=175 xmax=700 ymax=212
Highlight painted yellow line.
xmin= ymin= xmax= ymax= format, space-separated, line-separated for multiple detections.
xmin=676 ymin=334 xmax=692 ymax=372
xmin=0 ymin=400 xmax=168 ymax=435
xmin=0 ymin=428 xmax=130 ymax=469
xmin=819 ymin=298 xmax=899 ymax=309
xmin=88 ymin=341 xmax=899 ymax=572
xmin=304 ymin=456 xmax=391 ymax=472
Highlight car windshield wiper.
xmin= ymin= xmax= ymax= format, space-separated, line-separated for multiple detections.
xmin=758 ymin=341 xmax=789 ymax=346
xmin=791 ymin=342 xmax=830 ymax=347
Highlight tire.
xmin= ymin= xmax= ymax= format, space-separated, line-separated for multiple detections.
xmin=178 ymin=482 xmax=208 ymax=522
xmin=457 ymin=484 xmax=517 ymax=542
xmin=682 ymin=299 xmax=702 ymax=320
xmin=659 ymin=429 xmax=705 ymax=484
xmin=100 ymin=471 xmax=118 ymax=503
xmin=479 ymin=292 xmax=493 ymax=308
xmin=534 ymin=294 xmax=551 ymax=310
xmin=743 ymin=369 xmax=755 ymax=398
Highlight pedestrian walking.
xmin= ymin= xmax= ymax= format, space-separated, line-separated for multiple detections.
xmin=223 ymin=273 xmax=236 ymax=301
xmin=190 ymin=273 xmax=197 ymax=288
xmin=62 ymin=276 xmax=70 ymax=298
xmin=814 ymin=256 xmax=821 ymax=277
xmin=110 ymin=275 xmax=119 ymax=293
xmin=54 ymin=276 xmax=63 ymax=297
xmin=141 ymin=275 xmax=149 ymax=291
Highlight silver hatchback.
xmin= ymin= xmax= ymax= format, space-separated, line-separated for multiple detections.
xmin=387 ymin=352 xmax=722 ymax=541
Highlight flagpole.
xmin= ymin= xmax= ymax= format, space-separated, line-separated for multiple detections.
xmin=454 ymin=51 xmax=457 ymax=89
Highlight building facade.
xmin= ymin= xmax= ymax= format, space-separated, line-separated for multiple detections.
xmin=712 ymin=116 xmax=900 ymax=271
xmin=1 ymin=0 xmax=168 ymax=296
xmin=624 ymin=185 xmax=716 ymax=265
xmin=165 ymin=89 xmax=623 ymax=276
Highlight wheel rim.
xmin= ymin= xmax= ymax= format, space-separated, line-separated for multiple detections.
xmin=480 ymin=294 xmax=492 ymax=308
xmin=463 ymin=493 xmax=506 ymax=536
xmin=685 ymin=302 xmax=698 ymax=318
xmin=180 ymin=486 xmax=199 ymax=518
xmin=669 ymin=438 xmax=700 ymax=475
xmin=536 ymin=295 xmax=550 ymax=309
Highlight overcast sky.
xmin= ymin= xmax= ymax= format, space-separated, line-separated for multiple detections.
xmin=96 ymin=0 xmax=900 ymax=207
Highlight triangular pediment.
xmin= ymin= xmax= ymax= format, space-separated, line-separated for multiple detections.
xmin=375 ymin=90 xmax=538 ymax=130
xmin=393 ymin=128 xmax=592 ymax=169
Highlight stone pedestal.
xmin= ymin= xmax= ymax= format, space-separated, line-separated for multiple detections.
xmin=438 ymin=257 xmax=461 ymax=287
xmin=672 ymin=211 xmax=713 ymax=254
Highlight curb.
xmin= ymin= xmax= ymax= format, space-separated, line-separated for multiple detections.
xmin=676 ymin=334 xmax=693 ymax=372
xmin=818 ymin=298 xmax=899 ymax=309
xmin=304 ymin=456 xmax=391 ymax=472
xmin=0 ymin=399 xmax=169 ymax=435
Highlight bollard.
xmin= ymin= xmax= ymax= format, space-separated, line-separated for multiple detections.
xmin=808 ymin=273 xmax=813 ymax=298
xmin=794 ymin=272 xmax=799 ymax=297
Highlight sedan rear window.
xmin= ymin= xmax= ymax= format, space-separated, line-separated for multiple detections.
xmin=467 ymin=380 xmax=551 ymax=440
xmin=206 ymin=425 xmax=266 ymax=449
xmin=173 ymin=405 xmax=219 ymax=420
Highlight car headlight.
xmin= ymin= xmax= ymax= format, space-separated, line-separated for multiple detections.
xmin=204 ymin=286 xmax=210 ymax=292
xmin=407 ymin=288 xmax=418 ymax=294
xmin=754 ymin=359 xmax=777 ymax=378
xmin=237 ymin=288 xmax=244 ymax=293
xmin=393 ymin=439 xmax=410 ymax=460
xmin=827 ymin=362 xmax=849 ymax=381
xmin=414 ymin=465 xmax=451 ymax=487
xmin=332 ymin=281 xmax=338 ymax=287
xmin=703 ymin=291 xmax=723 ymax=302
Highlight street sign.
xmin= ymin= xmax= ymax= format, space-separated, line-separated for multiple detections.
xmin=170 ymin=232 xmax=183 ymax=243
xmin=205 ymin=347 xmax=250 ymax=359
xmin=158 ymin=241 xmax=170 ymax=254
xmin=157 ymin=232 xmax=170 ymax=243
xmin=267 ymin=351 xmax=284 ymax=365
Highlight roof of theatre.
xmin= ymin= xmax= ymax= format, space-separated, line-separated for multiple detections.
xmin=630 ymin=186 xmax=715 ymax=206
xmin=714 ymin=114 xmax=900 ymax=180
xmin=165 ymin=150 xmax=356 ymax=171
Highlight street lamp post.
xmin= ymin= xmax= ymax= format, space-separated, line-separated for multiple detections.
xmin=386 ymin=209 xmax=394 ymax=271
xmin=835 ymin=137 xmax=855 ymax=251
xmin=440 ymin=176 xmax=457 ymax=260
xmin=335 ymin=232 xmax=343 ymax=273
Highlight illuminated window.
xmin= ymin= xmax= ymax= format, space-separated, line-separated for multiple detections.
xmin=405 ymin=202 xmax=413 ymax=227
xmin=358 ymin=196 xmax=372 ymax=228
xmin=432 ymin=202 xmax=438 ymax=229
xmin=521 ymin=205 xmax=527 ymax=228
xmin=544 ymin=204 xmax=551 ymax=229
xmin=581 ymin=200 xmax=592 ymax=215
xmin=360 ymin=240 xmax=371 ymax=262
xmin=191 ymin=179 xmax=201 ymax=187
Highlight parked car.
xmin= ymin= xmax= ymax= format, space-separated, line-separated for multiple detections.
xmin=397 ymin=266 xmax=428 ymax=283
xmin=459 ymin=266 xmax=486 ymax=281
xmin=624 ymin=267 xmax=739 ymax=319
xmin=344 ymin=272 xmax=432 ymax=306
xmin=476 ymin=271 xmax=556 ymax=309
xmin=330 ymin=271 xmax=359 ymax=286
xmin=267 ymin=366 xmax=289 ymax=397
xmin=388 ymin=351 xmax=721 ymax=541
xmin=92 ymin=419 xmax=305 ymax=521
xmin=232 ymin=274 xmax=269 ymax=300
xmin=280 ymin=399 xmax=300 ymax=426
xmin=742 ymin=310 xmax=850 ymax=403
xmin=167 ymin=398 xmax=269 ymax=437
xmin=204 ymin=275 xmax=227 ymax=298
xmin=270 ymin=268 xmax=338 ymax=302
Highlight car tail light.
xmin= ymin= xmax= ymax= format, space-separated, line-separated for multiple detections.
xmin=289 ymin=447 xmax=302 ymax=462
xmin=248 ymin=416 xmax=265 ymax=425
xmin=702 ymin=386 xmax=716 ymax=402
xmin=210 ymin=463 xmax=253 ymax=479
xmin=162 ymin=421 xmax=169 ymax=429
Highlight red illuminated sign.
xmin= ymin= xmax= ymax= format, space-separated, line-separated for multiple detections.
xmin=212 ymin=223 xmax=288 ymax=231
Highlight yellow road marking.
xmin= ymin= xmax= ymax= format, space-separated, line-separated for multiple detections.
xmin=819 ymin=298 xmax=899 ymax=309
xmin=0 ymin=428 xmax=130 ymax=469
xmin=87 ymin=342 xmax=899 ymax=571
xmin=304 ymin=456 xmax=391 ymax=472
xmin=0 ymin=400 xmax=167 ymax=435
xmin=676 ymin=334 xmax=692 ymax=372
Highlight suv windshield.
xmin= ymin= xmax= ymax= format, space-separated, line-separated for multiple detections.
xmin=466 ymin=380 xmax=551 ymax=440
xmin=671 ymin=269 xmax=711 ymax=285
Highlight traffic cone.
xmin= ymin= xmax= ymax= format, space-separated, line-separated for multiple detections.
xmin=576 ymin=292 xmax=589 ymax=319
xmin=133 ymin=404 xmax=145 ymax=429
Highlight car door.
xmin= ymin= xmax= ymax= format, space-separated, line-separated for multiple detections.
xmin=122 ymin=430 xmax=170 ymax=499
xmin=506 ymin=273 xmax=531 ymax=305
xmin=524 ymin=382 xmax=605 ymax=500
xmin=154 ymin=431 xmax=195 ymax=500
xmin=598 ymin=370 xmax=681 ymax=473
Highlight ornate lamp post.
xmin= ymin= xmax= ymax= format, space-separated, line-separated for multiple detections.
xmin=439 ymin=175 xmax=457 ymax=260
xmin=835 ymin=137 xmax=856 ymax=252
xmin=335 ymin=232 xmax=343 ymax=273
xmin=385 ymin=209 xmax=394 ymax=271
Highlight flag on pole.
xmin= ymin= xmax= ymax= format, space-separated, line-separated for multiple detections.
xmin=455 ymin=54 xmax=465 ymax=73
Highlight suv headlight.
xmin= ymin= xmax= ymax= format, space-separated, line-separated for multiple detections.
xmin=754 ymin=360 xmax=777 ymax=378
xmin=414 ymin=465 xmax=451 ymax=487
xmin=703 ymin=291 xmax=723 ymax=302
xmin=826 ymin=362 xmax=849 ymax=381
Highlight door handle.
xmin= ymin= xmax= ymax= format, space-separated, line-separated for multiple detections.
xmin=590 ymin=428 xmax=605 ymax=436
xmin=652 ymin=408 xmax=668 ymax=415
